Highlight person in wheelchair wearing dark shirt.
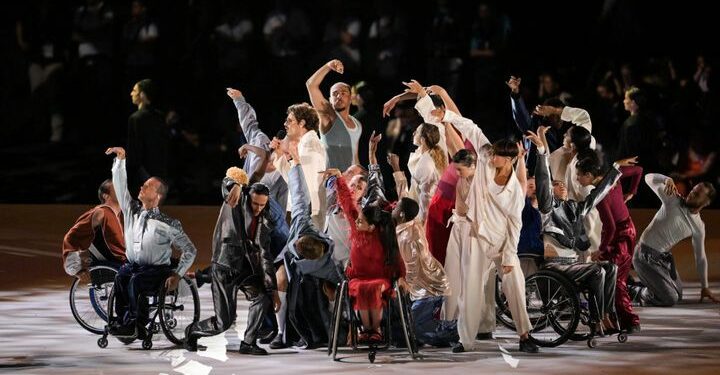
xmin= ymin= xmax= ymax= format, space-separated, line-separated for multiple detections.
xmin=527 ymin=128 xmax=634 ymax=333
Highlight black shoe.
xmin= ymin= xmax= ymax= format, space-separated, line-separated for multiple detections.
xmin=476 ymin=332 xmax=494 ymax=340
xmin=269 ymin=334 xmax=287 ymax=349
xmin=195 ymin=268 xmax=212 ymax=288
xmin=184 ymin=324 xmax=198 ymax=351
xmin=626 ymin=324 xmax=641 ymax=335
xmin=110 ymin=324 xmax=136 ymax=337
xmin=519 ymin=339 xmax=539 ymax=353
xmin=239 ymin=341 xmax=268 ymax=355
xmin=629 ymin=285 xmax=644 ymax=306
xmin=452 ymin=343 xmax=465 ymax=353
xmin=259 ymin=330 xmax=278 ymax=344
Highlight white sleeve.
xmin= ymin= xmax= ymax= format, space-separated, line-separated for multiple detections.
xmin=691 ymin=219 xmax=709 ymax=288
xmin=111 ymin=158 xmax=133 ymax=217
xmin=561 ymin=106 xmax=596 ymax=149
xmin=442 ymin=110 xmax=490 ymax=151
xmin=644 ymin=173 xmax=675 ymax=204
xmin=414 ymin=95 xmax=440 ymax=126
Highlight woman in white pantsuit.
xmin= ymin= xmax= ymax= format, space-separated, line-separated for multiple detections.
xmin=440 ymin=108 xmax=538 ymax=354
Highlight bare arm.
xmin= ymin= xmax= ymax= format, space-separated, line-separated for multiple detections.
xmin=306 ymin=60 xmax=342 ymax=129
xmin=445 ymin=124 xmax=464 ymax=157
xmin=239 ymin=144 xmax=270 ymax=184
xmin=382 ymin=91 xmax=417 ymax=118
xmin=515 ymin=141 xmax=528 ymax=194
xmin=428 ymin=85 xmax=461 ymax=116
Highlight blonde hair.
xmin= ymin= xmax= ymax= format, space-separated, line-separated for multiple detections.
xmin=420 ymin=124 xmax=447 ymax=173
xmin=226 ymin=167 xmax=249 ymax=186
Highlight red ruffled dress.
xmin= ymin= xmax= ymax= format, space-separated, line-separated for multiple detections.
xmin=335 ymin=176 xmax=406 ymax=310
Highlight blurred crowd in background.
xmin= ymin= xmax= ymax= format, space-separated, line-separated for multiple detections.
xmin=1 ymin=0 xmax=717 ymax=207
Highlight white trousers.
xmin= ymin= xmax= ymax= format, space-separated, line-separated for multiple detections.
xmin=494 ymin=256 xmax=532 ymax=336
xmin=442 ymin=218 xmax=493 ymax=349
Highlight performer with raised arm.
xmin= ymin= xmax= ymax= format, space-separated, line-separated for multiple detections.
xmin=306 ymin=59 xmax=362 ymax=170
xmin=104 ymin=147 xmax=197 ymax=338
xmin=416 ymin=86 xmax=535 ymax=353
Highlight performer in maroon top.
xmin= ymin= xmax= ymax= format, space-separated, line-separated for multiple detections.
xmin=577 ymin=151 xmax=642 ymax=333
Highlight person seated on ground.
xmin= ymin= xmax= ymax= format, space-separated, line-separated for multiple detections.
xmin=104 ymin=147 xmax=197 ymax=337
xmin=272 ymin=142 xmax=341 ymax=349
xmin=527 ymin=127 xmax=632 ymax=333
xmin=185 ymin=166 xmax=281 ymax=355
xmin=62 ymin=179 xmax=126 ymax=282
xmin=632 ymin=174 xmax=718 ymax=307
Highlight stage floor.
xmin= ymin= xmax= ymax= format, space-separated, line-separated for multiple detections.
xmin=0 ymin=283 xmax=718 ymax=375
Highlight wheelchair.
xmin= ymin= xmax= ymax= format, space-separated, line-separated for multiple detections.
xmin=96 ymin=274 xmax=200 ymax=350
xmin=69 ymin=262 xmax=120 ymax=334
xmin=328 ymin=277 xmax=420 ymax=363
xmin=496 ymin=255 xmax=628 ymax=348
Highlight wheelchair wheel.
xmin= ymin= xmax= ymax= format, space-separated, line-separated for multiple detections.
xmin=159 ymin=277 xmax=200 ymax=345
xmin=396 ymin=288 xmax=419 ymax=355
xmin=495 ymin=274 xmax=516 ymax=330
xmin=525 ymin=270 xmax=580 ymax=347
xmin=69 ymin=265 xmax=117 ymax=334
xmin=328 ymin=280 xmax=347 ymax=357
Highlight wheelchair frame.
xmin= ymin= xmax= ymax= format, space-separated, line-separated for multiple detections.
xmin=328 ymin=278 xmax=420 ymax=363
xmin=96 ymin=276 xmax=200 ymax=350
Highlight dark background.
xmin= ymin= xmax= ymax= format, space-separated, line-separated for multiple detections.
xmin=1 ymin=0 xmax=718 ymax=207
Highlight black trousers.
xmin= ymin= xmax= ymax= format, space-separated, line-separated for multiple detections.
xmin=190 ymin=263 xmax=272 ymax=344
xmin=544 ymin=261 xmax=617 ymax=320
xmin=114 ymin=263 xmax=172 ymax=327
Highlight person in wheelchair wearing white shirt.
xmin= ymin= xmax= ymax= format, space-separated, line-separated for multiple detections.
xmin=104 ymin=147 xmax=197 ymax=337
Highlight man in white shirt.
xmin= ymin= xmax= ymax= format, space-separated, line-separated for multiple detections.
xmin=268 ymin=103 xmax=327 ymax=349
xmin=633 ymin=175 xmax=717 ymax=306
xmin=104 ymin=147 xmax=197 ymax=337
xmin=270 ymin=103 xmax=327 ymax=229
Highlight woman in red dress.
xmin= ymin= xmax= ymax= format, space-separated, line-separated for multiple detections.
xmin=327 ymin=168 xmax=406 ymax=342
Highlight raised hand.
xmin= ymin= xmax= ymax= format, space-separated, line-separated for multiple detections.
xmin=506 ymin=76 xmax=522 ymax=94
xmin=524 ymin=130 xmax=543 ymax=148
xmin=533 ymin=105 xmax=562 ymax=117
xmin=664 ymin=177 xmax=680 ymax=197
xmin=427 ymin=85 xmax=446 ymax=95
xmin=383 ymin=96 xmax=399 ymax=118
xmin=326 ymin=59 xmax=344 ymax=74
xmin=320 ymin=168 xmax=342 ymax=180
xmin=387 ymin=153 xmax=401 ymax=172
xmin=226 ymin=184 xmax=241 ymax=208
xmin=238 ymin=145 xmax=249 ymax=158
xmin=226 ymin=87 xmax=242 ymax=100
xmin=402 ymin=79 xmax=425 ymax=97
xmin=616 ymin=156 xmax=639 ymax=168
xmin=286 ymin=141 xmax=300 ymax=162
xmin=516 ymin=140 xmax=527 ymax=159
xmin=369 ymin=130 xmax=382 ymax=165
xmin=105 ymin=147 xmax=126 ymax=160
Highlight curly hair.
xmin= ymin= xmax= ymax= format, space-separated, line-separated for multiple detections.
xmin=287 ymin=103 xmax=319 ymax=132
